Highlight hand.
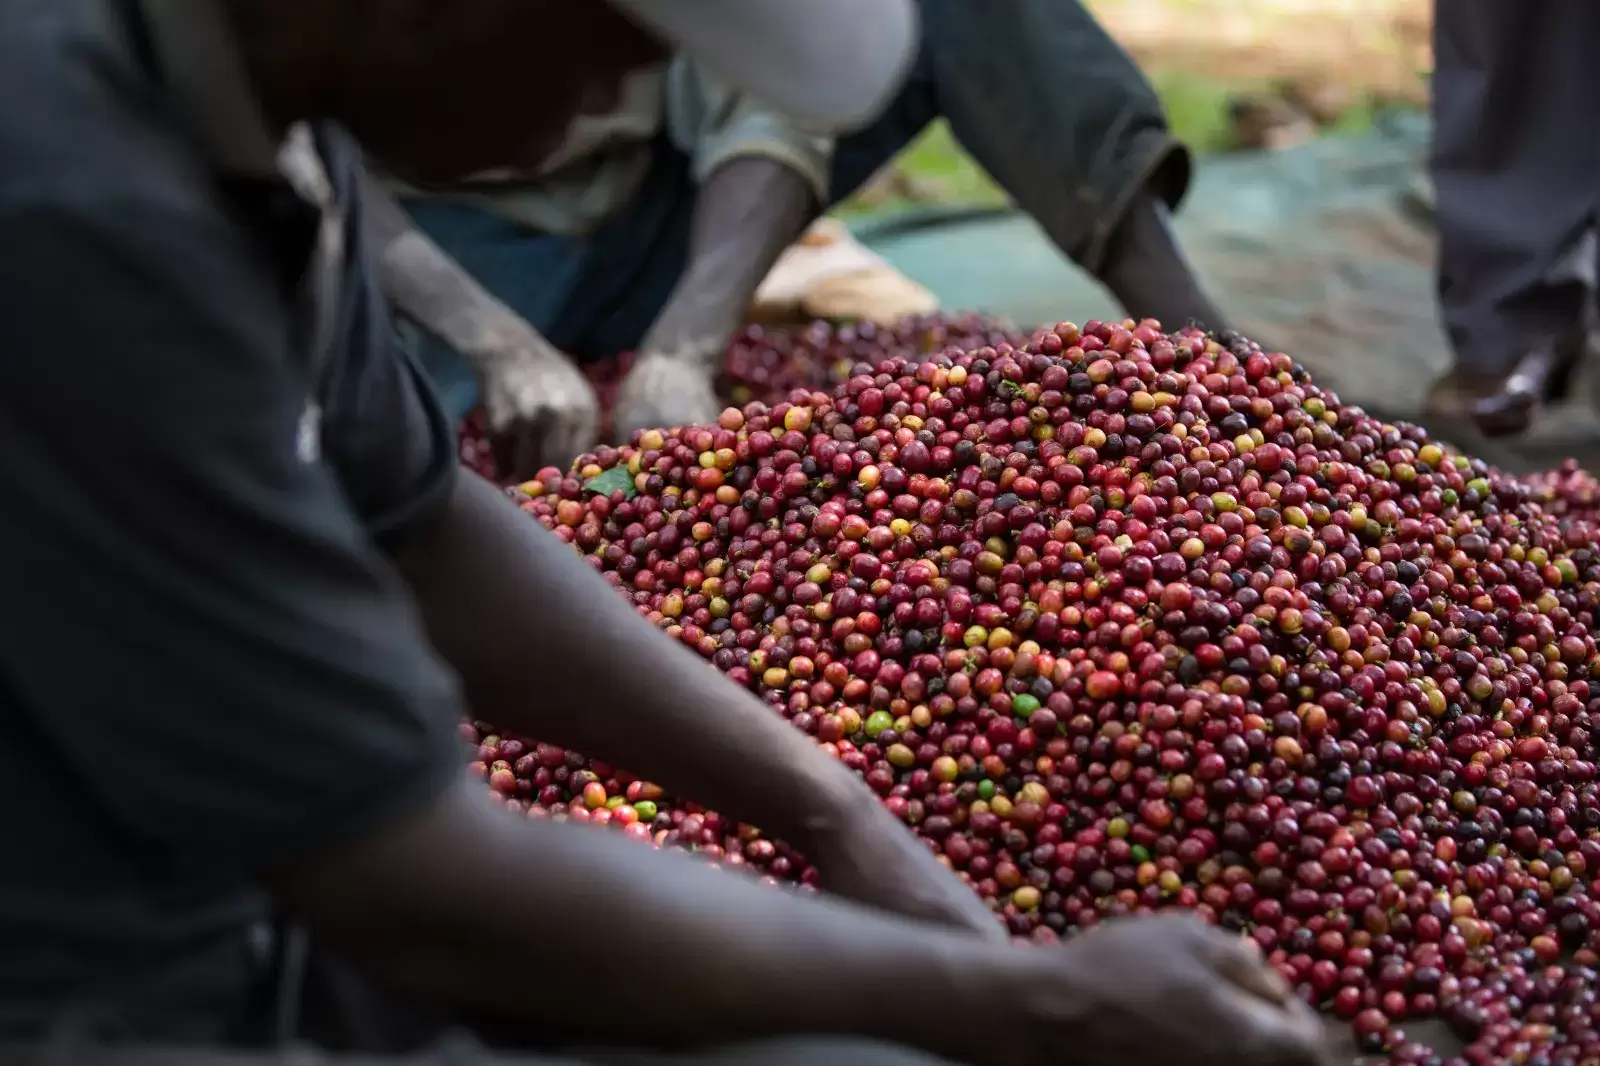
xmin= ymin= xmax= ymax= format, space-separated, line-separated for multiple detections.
xmin=985 ymin=914 xmax=1331 ymax=1066
xmin=806 ymin=805 xmax=1008 ymax=942
xmin=475 ymin=328 xmax=600 ymax=481
xmin=612 ymin=351 xmax=722 ymax=443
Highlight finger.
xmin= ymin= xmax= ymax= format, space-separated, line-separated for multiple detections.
xmin=542 ymin=406 xmax=597 ymax=475
xmin=514 ymin=418 xmax=548 ymax=482
xmin=553 ymin=407 xmax=600 ymax=471
xmin=492 ymin=419 xmax=545 ymax=484
xmin=1217 ymin=986 xmax=1335 ymax=1066
xmin=1186 ymin=928 xmax=1335 ymax=1066
xmin=577 ymin=404 xmax=600 ymax=458
xmin=540 ymin=423 xmax=571 ymax=477
xmin=1189 ymin=922 xmax=1294 ymax=1006
xmin=489 ymin=425 xmax=517 ymax=483
xmin=484 ymin=401 xmax=519 ymax=480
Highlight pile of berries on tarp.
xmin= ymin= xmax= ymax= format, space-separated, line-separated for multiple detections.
xmin=460 ymin=314 xmax=1600 ymax=1066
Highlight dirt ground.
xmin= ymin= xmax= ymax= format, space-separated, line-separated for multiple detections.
xmin=1088 ymin=0 xmax=1432 ymax=106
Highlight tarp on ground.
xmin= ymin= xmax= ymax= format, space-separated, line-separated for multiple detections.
xmin=850 ymin=111 xmax=1445 ymax=414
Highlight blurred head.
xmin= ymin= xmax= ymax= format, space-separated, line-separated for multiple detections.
xmin=222 ymin=1 xmax=663 ymax=183
xmin=222 ymin=0 xmax=918 ymax=185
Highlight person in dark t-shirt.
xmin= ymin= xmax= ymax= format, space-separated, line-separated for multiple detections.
xmin=0 ymin=2 xmax=1333 ymax=1065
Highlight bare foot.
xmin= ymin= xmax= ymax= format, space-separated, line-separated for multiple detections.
xmin=612 ymin=353 xmax=721 ymax=442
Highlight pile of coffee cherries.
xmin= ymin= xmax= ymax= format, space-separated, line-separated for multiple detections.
xmin=463 ymin=316 xmax=1600 ymax=1065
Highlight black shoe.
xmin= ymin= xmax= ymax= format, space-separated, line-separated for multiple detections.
xmin=1425 ymin=337 xmax=1583 ymax=438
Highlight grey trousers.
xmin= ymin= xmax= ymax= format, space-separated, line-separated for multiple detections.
xmin=1431 ymin=0 xmax=1600 ymax=375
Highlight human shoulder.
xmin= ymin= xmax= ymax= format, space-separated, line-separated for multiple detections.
xmin=0 ymin=0 xmax=221 ymax=229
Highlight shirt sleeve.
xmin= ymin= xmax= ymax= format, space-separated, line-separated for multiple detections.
xmin=663 ymin=57 xmax=836 ymax=204
xmin=0 ymin=185 xmax=466 ymax=874
xmin=299 ymin=125 xmax=463 ymax=548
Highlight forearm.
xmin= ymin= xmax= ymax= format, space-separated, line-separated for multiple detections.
xmin=640 ymin=155 xmax=815 ymax=363
xmin=278 ymin=779 xmax=995 ymax=1055
xmin=393 ymin=472 xmax=871 ymax=854
xmin=358 ymin=168 xmax=535 ymax=363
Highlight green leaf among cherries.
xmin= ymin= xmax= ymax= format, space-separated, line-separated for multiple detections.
xmin=582 ymin=466 xmax=636 ymax=499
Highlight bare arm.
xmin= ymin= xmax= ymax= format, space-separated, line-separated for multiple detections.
xmin=394 ymin=472 xmax=878 ymax=861
xmin=360 ymin=168 xmax=521 ymax=358
xmin=391 ymin=472 xmax=1005 ymax=938
xmin=271 ymin=777 xmax=1330 ymax=1066
xmin=362 ymin=152 xmax=814 ymax=377
xmin=270 ymin=776 xmax=999 ymax=1055
xmin=639 ymin=155 xmax=815 ymax=367
xmin=360 ymin=168 xmax=599 ymax=475
xmin=611 ymin=156 xmax=815 ymax=440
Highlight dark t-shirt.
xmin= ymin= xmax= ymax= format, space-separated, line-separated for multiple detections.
xmin=0 ymin=0 xmax=465 ymax=1046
